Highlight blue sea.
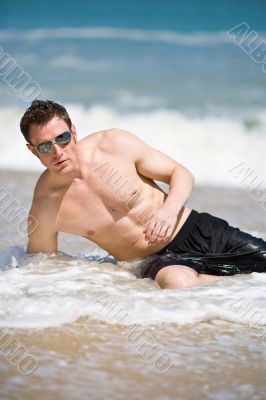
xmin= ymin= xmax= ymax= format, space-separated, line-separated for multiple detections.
xmin=0 ymin=0 xmax=266 ymax=185
xmin=1 ymin=0 xmax=266 ymax=111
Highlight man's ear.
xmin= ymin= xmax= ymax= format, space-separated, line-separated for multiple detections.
xmin=26 ymin=143 xmax=40 ymax=159
xmin=71 ymin=125 xmax=77 ymax=143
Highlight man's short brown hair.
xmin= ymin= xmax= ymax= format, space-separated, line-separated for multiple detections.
xmin=20 ymin=100 xmax=72 ymax=143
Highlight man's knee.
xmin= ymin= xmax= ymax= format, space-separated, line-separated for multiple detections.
xmin=155 ymin=265 xmax=199 ymax=289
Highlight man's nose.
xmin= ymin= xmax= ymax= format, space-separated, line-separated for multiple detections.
xmin=52 ymin=144 xmax=63 ymax=157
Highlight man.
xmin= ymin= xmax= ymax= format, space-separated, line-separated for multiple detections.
xmin=21 ymin=100 xmax=266 ymax=289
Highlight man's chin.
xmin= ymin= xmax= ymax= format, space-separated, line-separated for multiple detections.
xmin=50 ymin=162 xmax=72 ymax=175
xmin=55 ymin=165 xmax=70 ymax=175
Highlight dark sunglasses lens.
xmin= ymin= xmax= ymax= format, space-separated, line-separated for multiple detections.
xmin=56 ymin=131 xmax=71 ymax=146
xmin=36 ymin=131 xmax=71 ymax=154
xmin=37 ymin=142 xmax=53 ymax=154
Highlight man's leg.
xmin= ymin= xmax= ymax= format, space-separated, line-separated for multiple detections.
xmin=155 ymin=265 xmax=231 ymax=289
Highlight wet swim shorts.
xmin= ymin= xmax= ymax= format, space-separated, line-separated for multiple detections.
xmin=139 ymin=210 xmax=266 ymax=280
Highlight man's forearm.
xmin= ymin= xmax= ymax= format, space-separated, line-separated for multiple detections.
xmin=161 ymin=165 xmax=194 ymax=213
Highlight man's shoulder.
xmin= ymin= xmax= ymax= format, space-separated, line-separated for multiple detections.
xmin=78 ymin=128 xmax=131 ymax=156
xmin=98 ymin=128 xmax=148 ymax=159
xmin=30 ymin=172 xmax=57 ymax=219
xmin=100 ymin=128 xmax=133 ymax=142
xmin=33 ymin=170 xmax=50 ymax=199
xmin=80 ymin=128 xmax=123 ymax=144
xmin=95 ymin=128 xmax=142 ymax=150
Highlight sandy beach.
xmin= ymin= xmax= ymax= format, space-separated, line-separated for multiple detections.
xmin=0 ymin=170 xmax=266 ymax=400
xmin=1 ymin=322 xmax=266 ymax=400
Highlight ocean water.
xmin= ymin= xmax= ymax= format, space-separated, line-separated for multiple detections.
xmin=0 ymin=1 xmax=266 ymax=185
xmin=1 ymin=246 xmax=266 ymax=330
xmin=1 ymin=2 xmax=266 ymax=399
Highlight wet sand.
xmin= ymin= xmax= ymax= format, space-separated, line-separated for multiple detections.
xmin=1 ymin=322 xmax=266 ymax=400
xmin=0 ymin=170 xmax=266 ymax=400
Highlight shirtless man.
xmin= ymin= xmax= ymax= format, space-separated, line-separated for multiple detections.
xmin=20 ymin=100 xmax=266 ymax=289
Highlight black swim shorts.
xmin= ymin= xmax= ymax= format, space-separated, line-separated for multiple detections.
xmin=139 ymin=210 xmax=266 ymax=280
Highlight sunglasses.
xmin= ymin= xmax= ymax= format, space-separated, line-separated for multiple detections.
xmin=33 ymin=131 xmax=72 ymax=154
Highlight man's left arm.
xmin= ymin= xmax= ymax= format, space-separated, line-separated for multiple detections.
xmin=139 ymin=148 xmax=194 ymax=245
xmin=111 ymin=129 xmax=195 ymax=245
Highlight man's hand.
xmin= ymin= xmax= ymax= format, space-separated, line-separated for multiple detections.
xmin=143 ymin=207 xmax=179 ymax=245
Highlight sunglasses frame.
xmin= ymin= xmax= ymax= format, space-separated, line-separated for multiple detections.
xmin=32 ymin=131 xmax=72 ymax=154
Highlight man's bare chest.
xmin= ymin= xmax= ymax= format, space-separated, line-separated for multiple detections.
xmin=55 ymin=162 xmax=142 ymax=237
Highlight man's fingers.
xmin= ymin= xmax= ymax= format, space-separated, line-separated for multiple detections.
xmin=149 ymin=220 xmax=163 ymax=242
xmin=158 ymin=222 xmax=169 ymax=238
xmin=148 ymin=223 xmax=159 ymax=242
xmin=151 ymin=222 xmax=166 ymax=242
xmin=144 ymin=218 xmax=157 ymax=240
xmin=145 ymin=214 xmax=174 ymax=244
xmin=149 ymin=222 xmax=172 ymax=245
xmin=149 ymin=220 xmax=168 ymax=243
xmin=158 ymin=225 xmax=171 ymax=242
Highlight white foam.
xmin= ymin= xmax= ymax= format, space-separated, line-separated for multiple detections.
xmin=0 ymin=27 xmax=258 ymax=45
xmin=0 ymin=249 xmax=265 ymax=329
xmin=1 ymin=104 xmax=266 ymax=187
xmin=48 ymin=55 xmax=115 ymax=71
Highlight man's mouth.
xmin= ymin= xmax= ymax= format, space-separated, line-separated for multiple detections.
xmin=55 ymin=159 xmax=67 ymax=166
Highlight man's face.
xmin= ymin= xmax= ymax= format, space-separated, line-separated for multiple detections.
xmin=27 ymin=116 xmax=78 ymax=175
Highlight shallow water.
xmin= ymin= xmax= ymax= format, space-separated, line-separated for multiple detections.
xmin=0 ymin=171 xmax=266 ymax=399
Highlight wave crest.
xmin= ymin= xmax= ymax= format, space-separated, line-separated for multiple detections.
xmin=0 ymin=27 xmax=260 ymax=45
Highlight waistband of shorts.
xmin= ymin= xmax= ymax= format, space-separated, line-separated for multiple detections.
xmin=171 ymin=209 xmax=199 ymax=246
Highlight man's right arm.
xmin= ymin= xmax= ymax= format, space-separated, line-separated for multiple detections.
xmin=26 ymin=204 xmax=58 ymax=255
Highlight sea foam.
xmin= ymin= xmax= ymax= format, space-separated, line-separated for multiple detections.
xmin=0 ymin=248 xmax=265 ymax=329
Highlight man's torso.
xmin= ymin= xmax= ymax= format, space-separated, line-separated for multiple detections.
xmin=33 ymin=130 xmax=191 ymax=260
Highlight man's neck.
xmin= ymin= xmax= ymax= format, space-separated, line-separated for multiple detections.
xmin=48 ymin=160 xmax=84 ymax=187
